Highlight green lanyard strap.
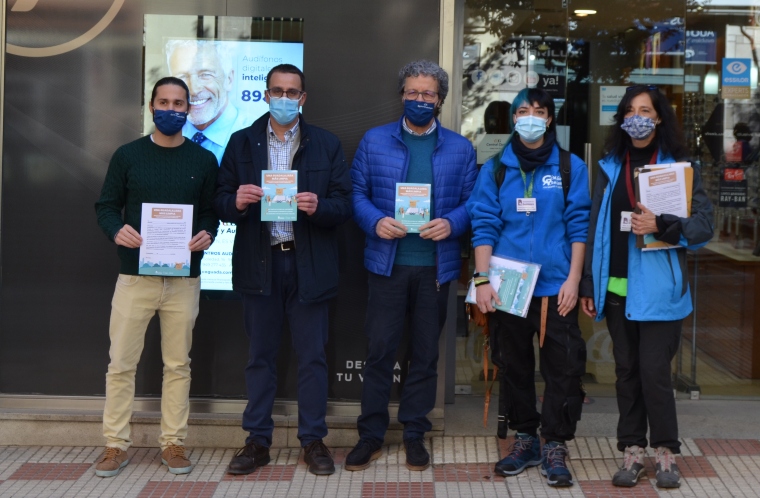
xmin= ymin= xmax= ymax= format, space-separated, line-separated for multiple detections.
xmin=519 ymin=169 xmax=535 ymax=198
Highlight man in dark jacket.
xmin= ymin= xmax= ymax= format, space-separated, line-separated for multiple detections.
xmin=346 ymin=60 xmax=477 ymax=472
xmin=213 ymin=64 xmax=352 ymax=476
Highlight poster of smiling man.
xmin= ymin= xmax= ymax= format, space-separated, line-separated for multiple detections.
xmin=143 ymin=15 xmax=304 ymax=291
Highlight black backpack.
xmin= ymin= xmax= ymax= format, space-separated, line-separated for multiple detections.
xmin=493 ymin=147 xmax=572 ymax=204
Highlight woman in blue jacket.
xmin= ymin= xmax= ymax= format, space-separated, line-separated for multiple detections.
xmin=467 ymin=88 xmax=591 ymax=488
xmin=579 ymin=86 xmax=713 ymax=489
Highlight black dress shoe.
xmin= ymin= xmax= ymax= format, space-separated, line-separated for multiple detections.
xmin=345 ymin=439 xmax=383 ymax=471
xmin=404 ymin=438 xmax=430 ymax=471
xmin=227 ymin=441 xmax=270 ymax=475
xmin=303 ymin=440 xmax=335 ymax=475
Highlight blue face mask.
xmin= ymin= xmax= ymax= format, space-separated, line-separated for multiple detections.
xmin=404 ymin=100 xmax=436 ymax=127
xmin=621 ymin=114 xmax=657 ymax=140
xmin=153 ymin=109 xmax=187 ymax=136
xmin=513 ymin=115 xmax=547 ymax=143
xmin=269 ymin=96 xmax=301 ymax=126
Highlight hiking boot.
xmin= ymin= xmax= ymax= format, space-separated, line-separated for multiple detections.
xmin=227 ymin=441 xmax=271 ymax=475
xmin=403 ymin=438 xmax=430 ymax=471
xmin=94 ymin=447 xmax=129 ymax=477
xmin=161 ymin=443 xmax=193 ymax=475
xmin=494 ymin=433 xmax=541 ymax=476
xmin=540 ymin=441 xmax=573 ymax=487
xmin=303 ymin=440 xmax=335 ymax=475
xmin=654 ymin=447 xmax=681 ymax=488
xmin=345 ymin=439 xmax=383 ymax=471
xmin=612 ymin=445 xmax=647 ymax=487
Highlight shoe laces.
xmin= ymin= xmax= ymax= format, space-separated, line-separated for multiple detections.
xmin=235 ymin=441 xmax=262 ymax=458
xmin=543 ymin=443 xmax=568 ymax=469
xmin=306 ymin=440 xmax=331 ymax=458
xmin=509 ymin=436 xmax=534 ymax=456
xmin=622 ymin=446 xmax=644 ymax=470
xmin=165 ymin=443 xmax=186 ymax=459
xmin=100 ymin=447 xmax=122 ymax=462
xmin=655 ymin=447 xmax=676 ymax=472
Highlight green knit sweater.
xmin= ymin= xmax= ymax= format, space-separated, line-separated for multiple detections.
xmin=95 ymin=136 xmax=219 ymax=277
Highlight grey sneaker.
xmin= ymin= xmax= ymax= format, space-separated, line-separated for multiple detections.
xmin=654 ymin=447 xmax=681 ymax=488
xmin=612 ymin=445 xmax=647 ymax=487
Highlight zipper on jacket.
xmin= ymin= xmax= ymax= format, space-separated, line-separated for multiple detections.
xmin=436 ymin=279 xmax=440 ymax=292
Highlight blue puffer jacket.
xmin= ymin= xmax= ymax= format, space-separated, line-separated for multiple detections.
xmin=580 ymin=151 xmax=714 ymax=321
xmin=467 ymin=142 xmax=591 ymax=296
xmin=351 ymin=117 xmax=477 ymax=284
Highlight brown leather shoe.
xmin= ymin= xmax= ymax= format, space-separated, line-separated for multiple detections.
xmin=94 ymin=447 xmax=130 ymax=477
xmin=161 ymin=443 xmax=193 ymax=475
xmin=303 ymin=440 xmax=335 ymax=475
xmin=227 ymin=441 xmax=271 ymax=475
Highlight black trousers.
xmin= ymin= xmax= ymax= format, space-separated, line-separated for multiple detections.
xmin=490 ymin=295 xmax=586 ymax=443
xmin=604 ymin=292 xmax=682 ymax=453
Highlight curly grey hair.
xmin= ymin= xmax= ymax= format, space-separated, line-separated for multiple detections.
xmin=397 ymin=59 xmax=449 ymax=103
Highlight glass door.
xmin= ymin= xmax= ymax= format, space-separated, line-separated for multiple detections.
xmin=457 ymin=0 xmax=760 ymax=399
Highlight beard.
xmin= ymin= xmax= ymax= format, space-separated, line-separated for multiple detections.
xmin=188 ymin=91 xmax=226 ymax=127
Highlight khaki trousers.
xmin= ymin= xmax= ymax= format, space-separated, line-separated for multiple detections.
xmin=102 ymin=274 xmax=200 ymax=450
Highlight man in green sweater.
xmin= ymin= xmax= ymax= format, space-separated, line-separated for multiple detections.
xmin=93 ymin=77 xmax=219 ymax=478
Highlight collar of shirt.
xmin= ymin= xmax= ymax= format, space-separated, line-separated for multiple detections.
xmin=268 ymin=119 xmax=300 ymax=143
xmin=183 ymin=104 xmax=239 ymax=147
xmin=402 ymin=117 xmax=437 ymax=136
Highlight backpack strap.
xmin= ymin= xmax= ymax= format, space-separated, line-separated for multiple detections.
xmin=494 ymin=146 xmax=573 ymax=206
xmin=559 ymin=148 xmax=571 ymax=205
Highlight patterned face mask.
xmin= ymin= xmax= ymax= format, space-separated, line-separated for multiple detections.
xmin=620 ymin=114 xmax=656 ymax=140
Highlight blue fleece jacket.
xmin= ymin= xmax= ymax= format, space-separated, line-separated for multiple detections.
xmin=467 ymin=142 xmax=591 ymax=296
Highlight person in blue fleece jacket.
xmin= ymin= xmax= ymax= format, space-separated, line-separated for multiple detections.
xmin=467 ymin=88 xmax=591 ymax=488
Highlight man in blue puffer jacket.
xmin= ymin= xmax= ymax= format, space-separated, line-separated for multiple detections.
xmin=346 ymin=60 xmax=477 ymax=472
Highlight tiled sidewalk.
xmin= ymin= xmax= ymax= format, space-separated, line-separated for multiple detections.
xmin=1 ymin=437 xmax=759 ymax=497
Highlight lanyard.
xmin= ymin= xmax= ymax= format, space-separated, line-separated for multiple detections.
xmin=519 ymin=169 xmax=536 ymax=198
xmin=624 ymin=149 xmax=659 ymax=208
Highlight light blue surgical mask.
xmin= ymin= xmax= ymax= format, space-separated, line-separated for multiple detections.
xmin=513 ymin=115 xmax=547 ymax=143
xmin=269 ymin=96 xmax=300 ymax=126
xmin=621 ymin=114 xmax=657 ymax=140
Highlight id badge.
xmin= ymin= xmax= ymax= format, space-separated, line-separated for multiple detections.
xmin=620 ymin=211 xmax=632 ymax=232
xmin=516 ymin=198 xmax=537 ymax=215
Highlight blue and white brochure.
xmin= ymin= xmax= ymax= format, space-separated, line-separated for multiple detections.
xmin=465 ymin=254 xmax=541 ymax=318
xmin=395 ymin=183 xmax=431 ymax=233
xmin=261 ymin=170 xmax=298 ymax=221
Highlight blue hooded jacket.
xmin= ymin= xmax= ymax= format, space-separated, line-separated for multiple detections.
xmin=580 ymin=151 xmax=714 ymax=321
xmin=351 ymin=117 xmax=477 ymax=284
xmin=467 ymin=142 xmax=591 ymax=296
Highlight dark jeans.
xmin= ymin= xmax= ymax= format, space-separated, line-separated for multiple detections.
xmin=492 ymin=295 xmax=586 ymax=443
xmin=358 ymin=265 xmax=449 ymax=443
xmin=604 ymin=292 xmax=682 ymax=453
xmin=241 ymin=248 xmax=329 ymax=448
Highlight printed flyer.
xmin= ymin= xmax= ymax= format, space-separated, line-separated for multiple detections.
xmin=262 ymin=171 xmax=298 ymax=221
xmin=465 ymin=255 xmax=541 ymax=318
xmin=395 ymin=183 xmax=431 ymax=233
xmin=138 ymin=203 xmax=193 ymax=277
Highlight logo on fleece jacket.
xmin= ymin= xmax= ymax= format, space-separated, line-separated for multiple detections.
xmin=542 ymin=174 xmax=562 ymax=189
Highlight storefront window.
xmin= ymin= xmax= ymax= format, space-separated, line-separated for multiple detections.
xmin=456 ymin=0 xmax=760 ymax=398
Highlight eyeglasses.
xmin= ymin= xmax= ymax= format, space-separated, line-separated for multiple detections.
xmin=403 ymin=89 xmax=439 ymax=102
xmin=626 ymin=85 xmax=658 ymax=92
xmin=267 ymin=88 xmax=305 ymax=99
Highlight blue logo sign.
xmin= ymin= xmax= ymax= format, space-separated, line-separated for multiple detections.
xmin=723 ymin=58 xmax=752 ymax=87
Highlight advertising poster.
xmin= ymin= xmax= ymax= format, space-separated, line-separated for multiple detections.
xmin=144 ymin=15 xmax=304 ymax=290
xmin=395 ymin=183 xmax=431 ymax=233
xmin=720 ymin=168 xmax=748 ymax=208
xmin=261 ymin=171 xmax=298 ymax=221
xmin=722 ymin=58 xmax=752 ymax=100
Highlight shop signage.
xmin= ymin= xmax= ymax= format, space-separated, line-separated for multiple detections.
xmin=722 ymin=58 xmax=752 ymax=99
